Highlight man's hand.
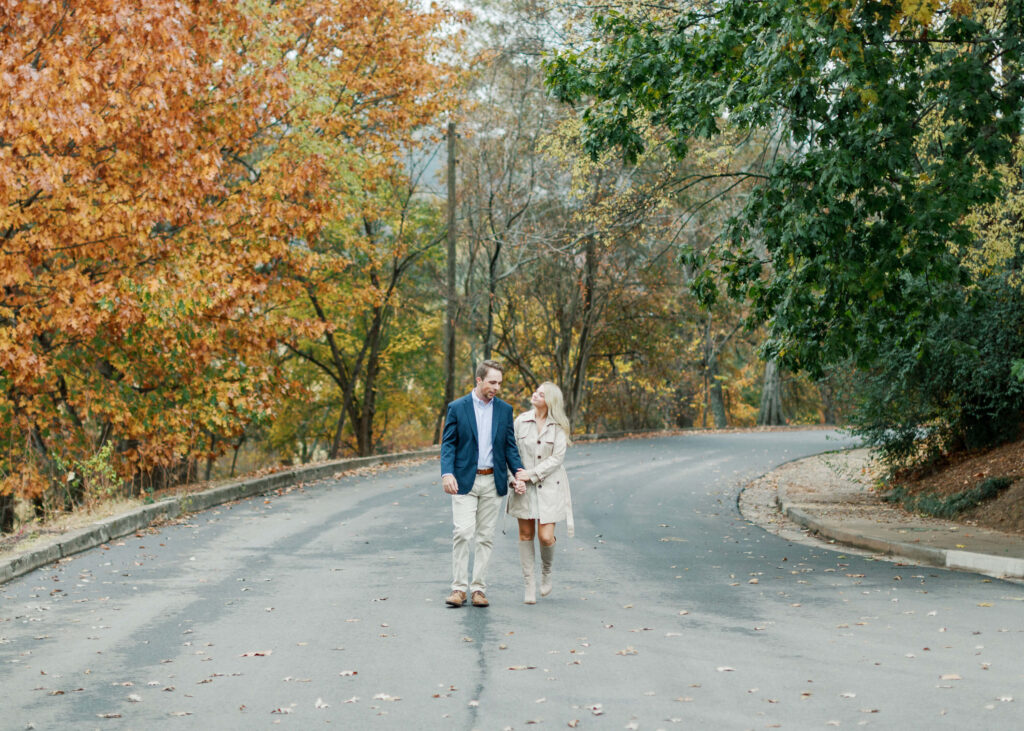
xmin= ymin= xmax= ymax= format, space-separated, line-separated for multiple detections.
xmin=442 ymin=474 xmax=459 ymax=495
xmin=513 ymin=479 xmax=527 ymax=495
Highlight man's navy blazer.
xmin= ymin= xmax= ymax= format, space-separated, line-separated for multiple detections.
xmin=441 ymin=393 xmax=524 ymax=496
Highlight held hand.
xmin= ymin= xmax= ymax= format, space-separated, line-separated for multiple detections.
xmin=514 ymin=479 xmax=527 ymax=495
xmin=442 ymin=474 xmax=459 ymax=495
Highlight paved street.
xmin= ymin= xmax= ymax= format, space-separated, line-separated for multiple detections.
xmin=2 ymin=430 xmax=1022 ymax=730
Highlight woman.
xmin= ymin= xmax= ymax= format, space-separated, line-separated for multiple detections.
xmin=507 ymin=382 xmax=573 ymax=604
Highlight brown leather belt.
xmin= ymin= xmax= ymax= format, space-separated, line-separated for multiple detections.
xmin=476 ymin=468 xmax=494 ymax=475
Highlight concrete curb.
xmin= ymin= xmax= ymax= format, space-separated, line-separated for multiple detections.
xmin=0 ymin=447 xmax=439 ymax=586
xmin=776 ymin=484 xmax=1024 ymax=580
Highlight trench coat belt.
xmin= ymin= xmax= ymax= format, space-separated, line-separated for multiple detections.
xmin=476 ymin=468 xmax=494 ymax=475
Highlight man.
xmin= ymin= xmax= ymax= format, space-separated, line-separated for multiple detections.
xmin=441 ymin=360 xmax=526 ymax=608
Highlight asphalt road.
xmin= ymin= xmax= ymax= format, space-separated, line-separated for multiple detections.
xmin=2 ymin=430 xmax=1022 ymax=730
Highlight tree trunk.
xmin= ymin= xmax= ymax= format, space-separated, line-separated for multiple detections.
xmin=558 ymin=233 xmax=599 ymax=426
xmin=352 ymin=302 xmax=387 ymax=456
xmin=204 ymin=433 xmax=216 ymax=481
xmin=304 ymin=286 xmax=365 ymax=460
xmin=708 ymin=359 xmax=728 ymax=428
xmin=0 ymin=494 xmax=14 ymax=534
xmin=483 ymin=241 xmax=501 ymax=360
xmin=229 ymin=435 xmax=245 ymax=477
xmin=819 ymin=379 xmax=839 ymax=425
xmin=757 ymin=358 xmax=786 ymax=426
xmin=703 ymin=320 xmax=728 ymax=428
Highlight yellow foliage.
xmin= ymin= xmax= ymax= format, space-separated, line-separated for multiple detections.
xmin=899 ymin=0 xmax=941 ymax=25
xmin=963 ymin=139 xmax=1024 ymax=289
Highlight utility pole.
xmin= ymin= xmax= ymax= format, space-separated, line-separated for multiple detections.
xmin=435 ymin=121 xmax=458 ymax=443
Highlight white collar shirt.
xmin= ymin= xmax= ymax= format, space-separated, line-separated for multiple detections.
xmin=471 ymin=390 xmax=494 ymax=470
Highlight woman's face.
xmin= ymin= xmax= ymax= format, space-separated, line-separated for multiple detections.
xmin=530 ymin=386 xmax=547 ymax=411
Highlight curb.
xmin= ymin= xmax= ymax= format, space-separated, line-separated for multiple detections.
xmin=0 ymin=447 xmax=439 ymax=586
xmin=776 ymin=484 xmax=1024 ymax=580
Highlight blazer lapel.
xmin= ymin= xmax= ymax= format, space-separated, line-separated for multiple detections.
xmin=490 ymin=399 xmax=503 ymax=443
xmin=465 ymin=396 xmax=479 ymax=445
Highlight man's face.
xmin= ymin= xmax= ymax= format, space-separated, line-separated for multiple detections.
xmin=474 ymin=368 xmax=503 ymax=402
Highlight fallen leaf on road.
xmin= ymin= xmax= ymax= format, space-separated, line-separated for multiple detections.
xmin=339 ymin=670 xmax=358 ymax=677
xmin=939 ymin=674 xmax=961 ymax=681
xmin=315 ymin=698 xmax=329 ymax=709
xmin=241 ymin=650 xmax=272 ymax=657
xmin=508 ymin=665 xmax=537 ymax=670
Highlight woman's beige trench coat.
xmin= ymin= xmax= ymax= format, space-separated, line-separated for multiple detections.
xmin=506 ymin=410 xmax=574 ymax=536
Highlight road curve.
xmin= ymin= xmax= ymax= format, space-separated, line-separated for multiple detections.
xmin=2 ymin=430 xmax=1022 ymax=730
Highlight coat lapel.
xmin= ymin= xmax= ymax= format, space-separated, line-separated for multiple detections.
xmin=490 ymin=398 xmax=501 ymax=443
xmin=465 ymin=396 xmax=479 ymax=445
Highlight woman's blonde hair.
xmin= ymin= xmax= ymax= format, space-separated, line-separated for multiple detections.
xmin=539 ymin=382 xmax=573 ymax=446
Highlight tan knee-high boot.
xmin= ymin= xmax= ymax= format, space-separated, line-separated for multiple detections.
xmin=519 ymin=540 xmax=537 ymax=604
xmin=539 ymin=543 xmax=555 ymax=597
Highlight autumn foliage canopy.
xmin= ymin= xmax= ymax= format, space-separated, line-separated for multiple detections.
xmin=1 ymin=0 xmax=464 ymax=505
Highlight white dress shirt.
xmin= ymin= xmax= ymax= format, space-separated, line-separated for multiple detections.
xmin=471 ymin=390 xmax=494 ymax=470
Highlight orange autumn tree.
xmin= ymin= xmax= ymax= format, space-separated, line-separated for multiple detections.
xmin=0 ymin=0 xmax=466 ymax=524
xmin=262 ymin=0 xmax=467 ymax=459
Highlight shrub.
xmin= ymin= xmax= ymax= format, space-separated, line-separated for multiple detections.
xmin=884 ymin=476 xmax=1013 ymax=519
xmin=848 ymin=274 xmax=1024 ymax=471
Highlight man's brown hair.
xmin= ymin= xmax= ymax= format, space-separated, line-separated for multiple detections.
xmin=475 ymin=359 xmax=504 ymax=380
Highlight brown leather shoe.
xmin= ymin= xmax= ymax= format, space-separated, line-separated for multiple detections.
xmin=471 ymin=591 xmax=489 ymax=607
xmin=445 ymin=590 xmax=466 ymax=608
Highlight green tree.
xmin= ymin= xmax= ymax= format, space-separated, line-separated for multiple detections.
xmin=546 ymin=0 xmax=1024 ymax=375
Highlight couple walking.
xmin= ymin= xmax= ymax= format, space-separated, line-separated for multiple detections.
xmin=440 ymin=360 xmax=573 ymax=608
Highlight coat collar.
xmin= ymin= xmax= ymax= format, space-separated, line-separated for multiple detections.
xmin=520 ymin=409 xmax=552 ymax=432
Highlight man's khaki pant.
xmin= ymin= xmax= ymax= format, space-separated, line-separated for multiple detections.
xmin=451 ymin=474 xmax=502 ymax=593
